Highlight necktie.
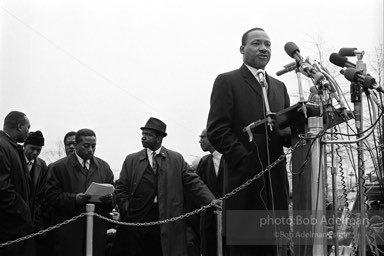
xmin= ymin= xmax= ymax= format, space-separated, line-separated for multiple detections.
xmin=83 ymin=160 xmax=89 ymax=175
xmin=152 ymin=152 xmax=159 ymax=203
xmin=28 ymin=161 xmax=35 ymax=187
xmin=152 ymin=152 xmax=158 ymax=174
xmin=264 ymin=80 xmax=269 ymax=94
xmin=260 ymin=77 xmax=268 ymax=93
xmin=27 ymin=161 xmax=33 ymax=172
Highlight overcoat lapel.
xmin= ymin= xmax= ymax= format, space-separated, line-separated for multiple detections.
xmin=17 ymin=145 xmax=32 ymax=192
xmin=130 ymin=149 xmax=150 ymax=196
xmin=69 ymin=155 xmax=87 ymax=176
xmin=241 ymin=65 xmax=263 ymax=98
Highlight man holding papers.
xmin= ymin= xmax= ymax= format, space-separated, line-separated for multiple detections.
xmin=46 ymin=128 xmax=114 ymax=256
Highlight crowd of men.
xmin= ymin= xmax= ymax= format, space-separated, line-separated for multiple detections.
xmin=1 ymin=27 xmax=292 ymax=256
xmin=0 ymin=113 xmax=226 ymax=256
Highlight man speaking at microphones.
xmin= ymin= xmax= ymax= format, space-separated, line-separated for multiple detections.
xmin=207 ymin=27 xmax=291 ymax=256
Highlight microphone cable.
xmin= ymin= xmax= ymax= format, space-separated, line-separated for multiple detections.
xmin=261 ymin=77 xmax=280 ymax=254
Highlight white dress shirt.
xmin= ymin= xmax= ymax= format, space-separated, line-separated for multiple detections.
xmin=75 ymin=153 xmax=90 ymax=170
xmin=212 ymin=151 xmax=222 ymax=176
xmin=146 ymin=147 xmax=162 ymax=202
xmin=25 ymin=155 xmax=34 ymax=172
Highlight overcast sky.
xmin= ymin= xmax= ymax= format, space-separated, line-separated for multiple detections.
xmin=1 ymin=0 xmax=383 ymax=175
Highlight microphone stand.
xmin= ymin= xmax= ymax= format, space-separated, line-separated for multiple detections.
xmin=259 ymin=74 xmax=275 ymax=131
xmin=355 ymin=53 xmax=367 ymax=256
xmin=242 ymin=72 xmax=275 ymax=141
xmin=295 ymin=68 xmax=308 ymax=118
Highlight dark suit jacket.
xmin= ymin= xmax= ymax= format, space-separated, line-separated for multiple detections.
xmin=46 ymin=153 xmax=114 ymax=256
xmin=196 ymin=154 xmax=224 ymax=199
xmin=207 ymin=64 xmax=290 ymax=211
xmin=196 ymin=154 xmax=224 ymax=256
xmin=0 ymin=131 xmax=35 ymax=256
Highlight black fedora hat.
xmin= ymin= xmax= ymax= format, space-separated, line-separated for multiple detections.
xmin=140 ymin=117 xmax=167 ymax=137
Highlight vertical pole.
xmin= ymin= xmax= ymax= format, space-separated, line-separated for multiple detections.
xmin=331 ymin=164 xmax=339 ymax=256
xmin=356 ymin=58 xmax=366 ymax=256
xmin=216 ymin=210 xmax=223 ymax=256
xmin=308 ymin=117 xmax=327 ymax=255
xmin=381 ymin=115 xmax=384 ymax=180
xmin=86 ymin=204 xmax=95 ymax=256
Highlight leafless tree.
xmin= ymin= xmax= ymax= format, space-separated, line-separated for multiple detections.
xmin=40 ymin=138 xmax=65 ymax=164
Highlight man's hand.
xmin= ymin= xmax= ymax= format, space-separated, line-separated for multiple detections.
xmin=211 ymin=199 xmax=222 ymax=210
xmin=75 ymin=193 xmax=91 ymax=205
xmin=99 ymin=194 xmax=113 ymax=204
xmin=271 ymin=118 xmax=291 ymax=147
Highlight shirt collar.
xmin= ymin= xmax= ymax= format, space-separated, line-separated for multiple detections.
xmin=212 ymin=150 xmax=222 ymax=159
xmin=75 ymin=152 xmax=89 ymax=165
xmin=25 ymin=155 xmax=34 ymax=165
xmin=147 ymin=147 xmax=162 ymax=157
xmin=244 ymin=64 xmax=267 ymax=81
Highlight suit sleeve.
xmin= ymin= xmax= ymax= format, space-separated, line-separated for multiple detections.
xmin=207 ymin=74 xmax=250 ymax=168
xmin=99 ymin=161 xmax=115 ymax=211
xmin=45 ymin=164 xmax=77 ymax=215
xmin=115 ymin=157 xmax=131 ymax=219
xmin=182 ymin=161 xmax=215 ymax=205
xmin=283 ymin=82 xmax=290 ymax=108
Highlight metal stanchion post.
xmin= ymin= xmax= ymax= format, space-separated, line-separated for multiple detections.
xmin=308 ymin=117 xmax=327 ymax=255
xmin=215 ymin=210 xmax=223 ymax=256
xmin=86 ymin=204 xmax=95 ymax=256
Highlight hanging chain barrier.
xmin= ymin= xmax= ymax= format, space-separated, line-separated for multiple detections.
xmin=0 ymin=139 xmax=303 ymax=247
xmin=96 ymin=139 xmax=302 ymax=227
xmin=0 ymin=212 xmax=87 ymax=248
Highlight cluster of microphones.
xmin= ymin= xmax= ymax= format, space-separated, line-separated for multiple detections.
xmin=277 ymin=42 xmax=383 ymax=93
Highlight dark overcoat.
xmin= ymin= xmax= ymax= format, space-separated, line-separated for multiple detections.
xmin=0 ymin=131 xmax=35 ymax=256
xmin=30 ymin=157 xmax=52 ymax=256
xmin=207 ymin=65 xmax=291 ymax=253
xmin=114 ymin=147 xmax=215 ymax=256
xmin=45 ymin=153 xmax=114 ymax=256
xmin=30 ymin=157 xmax=48 ymax=231
xmin=207 ymin=64 xmax=290 ymax=210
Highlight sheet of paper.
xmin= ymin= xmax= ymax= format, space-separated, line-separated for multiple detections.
xmin=85 ymin=182 xmax=115 ymax=203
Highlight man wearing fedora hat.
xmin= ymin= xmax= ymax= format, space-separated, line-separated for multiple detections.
xmin=113 ymin=117 xmax=218 ymax=256
xmin=23 ymin=130 xmax=49 ymax=256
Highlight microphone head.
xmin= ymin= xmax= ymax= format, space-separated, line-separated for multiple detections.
xmin=364 ymin=75 xmax=376 ymax=88
xmin=313 ymin=72 xmax=324 ymax=85
xmin=329 ymin=53 xmax=348 ymax=68
xmin=309 ymin=86 xmax=318 ymax=94
xmin=256 ymin=69 xmax=265 ymax=77
xmin=343 ymin=68 xmax=359 ymax=82
xmin=308 ymin=86 xmax=320 ymax=104
xmin=338 ymin=47 xmax=357 ymax=56
xmin=284 ymin=42 xmax=300 ymax=58
xmin=256 ymin=69 xmax=265 ymax=82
